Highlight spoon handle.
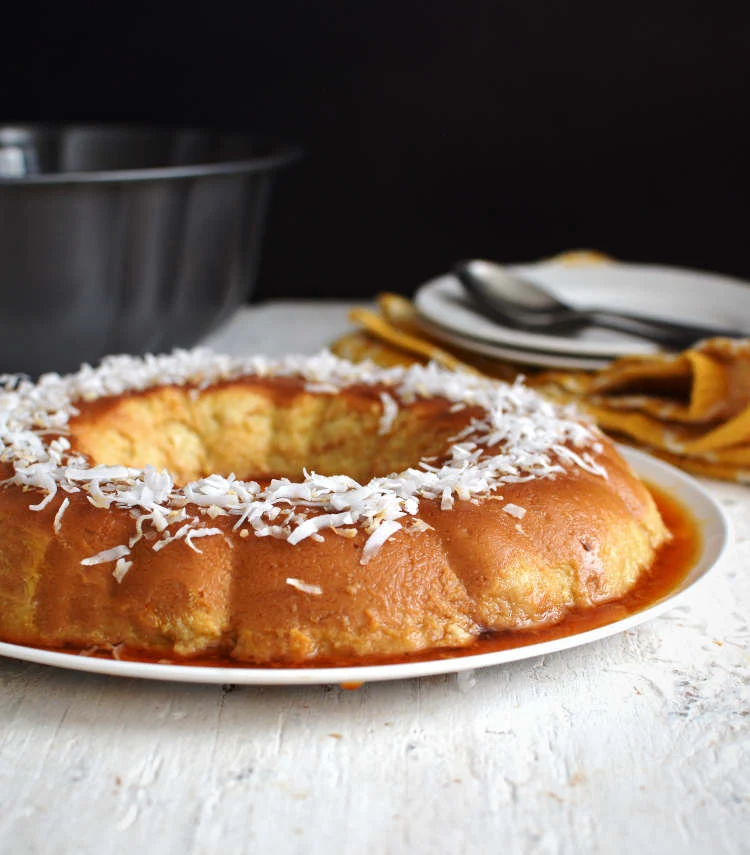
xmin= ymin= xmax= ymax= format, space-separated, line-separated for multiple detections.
xmin=587 ymin=310 xmax=743 ymax=348
xmin=457 ymin=274 xmax=695 ymax=348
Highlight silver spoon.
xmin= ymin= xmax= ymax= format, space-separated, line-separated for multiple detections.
xmin=454 ymin=259 xmax=746 ymax=349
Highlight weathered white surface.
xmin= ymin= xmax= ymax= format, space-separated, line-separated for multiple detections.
xmin=1 ymin=303 xmax=748 ymax=855
xmin=203 ymin=301 xmax=361 ymax=358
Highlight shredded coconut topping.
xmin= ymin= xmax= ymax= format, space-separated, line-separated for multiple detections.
xmin=113 ymin=557 xmax=133 ymax=584
xmin=378 ymin=391 xmax=399 ymax=435
xmin=80 ymin=544 xmax=131 ymax=567
xmin=503 ymin=503 xmax=527 ymax=519
xmin=53 ymin=496 xmax=70 ymax=533
xmin=285 ymin=577 xmax=323 ymax=596
xmin=0 ymin=348 xmax=606 ymax=568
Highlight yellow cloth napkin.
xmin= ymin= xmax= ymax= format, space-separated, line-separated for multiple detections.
xmin=331 ymin=258 xmax=750 ymax=483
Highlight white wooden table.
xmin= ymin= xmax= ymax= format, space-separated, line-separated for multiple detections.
xmin=1 ymin=303 xmax=748 ymax=855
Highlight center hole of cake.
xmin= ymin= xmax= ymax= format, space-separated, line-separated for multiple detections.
xmin=69 ymin=384 xmax=467 ymax=485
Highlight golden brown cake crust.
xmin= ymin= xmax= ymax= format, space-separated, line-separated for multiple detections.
xmin=0 ymin=351 xmax=669 ymax=663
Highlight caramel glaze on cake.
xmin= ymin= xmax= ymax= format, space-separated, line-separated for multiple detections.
xmin=0 ymin=351 xmax=670 ymax=664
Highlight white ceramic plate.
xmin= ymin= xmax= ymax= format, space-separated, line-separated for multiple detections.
xmin=415 ymin=261 xmax=750 ymax=359
xmin=419 ymin=317 xmax=612 ymax=371
xmin=0 ymin=448 xmax=730 ymax=686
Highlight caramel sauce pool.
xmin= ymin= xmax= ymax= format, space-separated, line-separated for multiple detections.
xmin=58 ymin=483 xmax=701 ymax=672
xmin=428 ymin=482 xmax=701 ymax=661
xmin=287 ymin=482 xmax=700 ymax=669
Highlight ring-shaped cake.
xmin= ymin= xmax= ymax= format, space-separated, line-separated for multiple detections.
xmin=0 ymin=350 xmax=669 ymax=663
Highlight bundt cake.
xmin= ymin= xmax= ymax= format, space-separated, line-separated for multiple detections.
xmin=0 ymin=350 xmax=670 ymax=664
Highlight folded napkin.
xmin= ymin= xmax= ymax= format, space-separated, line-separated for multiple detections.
xmin=331 ymin=264 xmax=750 ymax=483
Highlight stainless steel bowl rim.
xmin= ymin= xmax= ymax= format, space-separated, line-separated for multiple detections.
xmin=0 ymin=124 xmax=302 ymax=185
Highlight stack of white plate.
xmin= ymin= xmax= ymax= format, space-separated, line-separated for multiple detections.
xmin=414 ymin=260 xmax=750 ymax=370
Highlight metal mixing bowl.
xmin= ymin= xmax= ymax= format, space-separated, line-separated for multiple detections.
xmin=0 ymin=124 xmax=299 ymax=375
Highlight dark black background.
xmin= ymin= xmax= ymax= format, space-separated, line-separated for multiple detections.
xmin=5 ymin=1 xmax=750 ymax=300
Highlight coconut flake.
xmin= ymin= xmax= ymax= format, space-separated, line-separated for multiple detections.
xmin=81 ymin=544 xmax=131 ymax=566
xmin=286 ymin=577 xmax=323 ymax=595
xmin=441 ymin=487 xmax=454 ymax=510
xmin=53 ymin=497 xmax=70 ymax=533
xmin=152 ymin=523 xmax=192 ymax=552
xmin=113 ymin=557 xmax=133 ymax=583
xmin=286 ymin=511 xmax=355 ymax=545
xmin=111 ymin=642 xmax=126 ymax=660
xmin=503 ymin=503 xmax=527 ymax=519
xmin=378 ymin=391 xmax=399 ymax=435
xmin=184 ymin=527 xmax=224 ymax=553
xmin=361 ymin=519 xmax=402 ymax=565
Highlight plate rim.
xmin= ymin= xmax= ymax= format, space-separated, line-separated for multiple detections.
xmin=418 ymin=316 xmax=612 ymax=371
xmin=0 ymin=447 xmax=731 ymax=686
xmin=415 ymin=274 xmax=655 ymax=358
xmin=415 ymin=260 xmax=750 ymax=358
